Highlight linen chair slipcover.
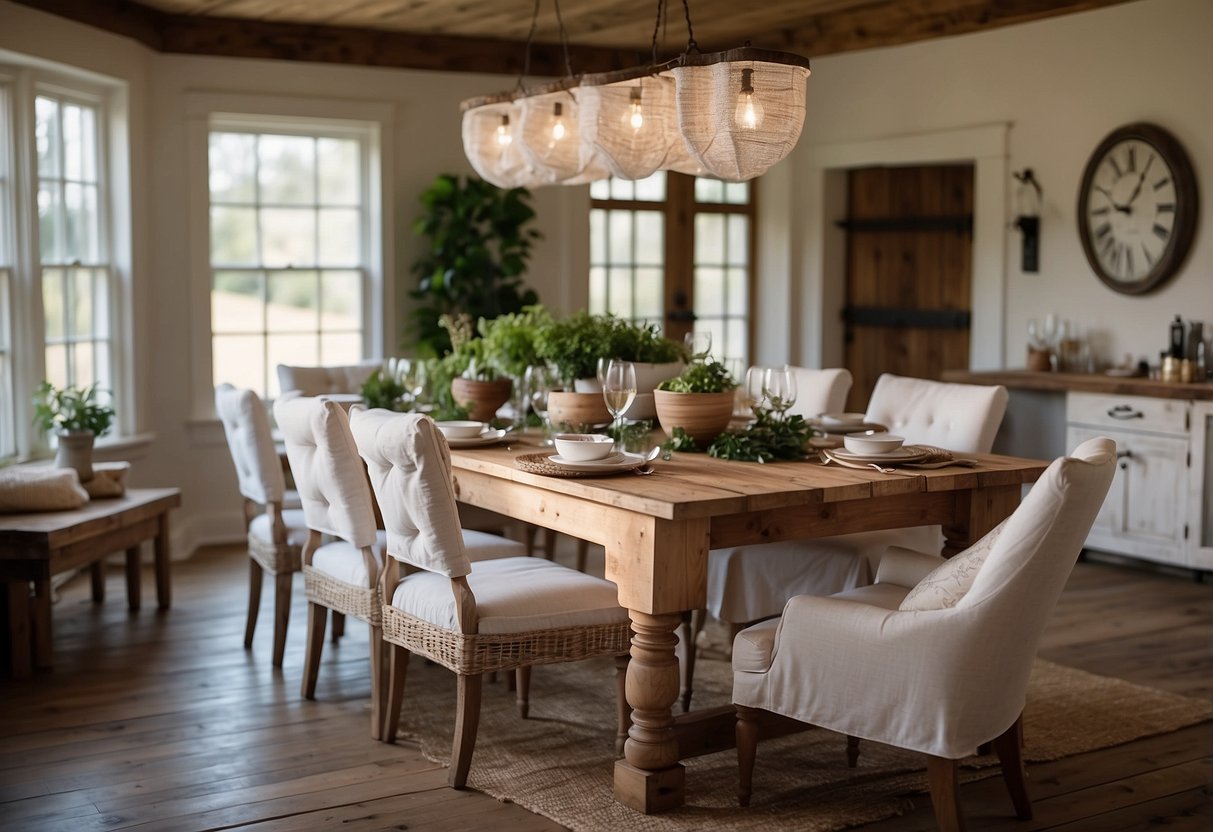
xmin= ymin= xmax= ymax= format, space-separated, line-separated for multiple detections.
xmin=349 ymin=408 xmax=632 ymax=788
xmin=215 ymin=383 xmax=308 ymax=667
xmin=274 ymin=396 xmax=526 ymax=739
xmin=733 ymin=437 xmax=1116 ymax=830
xmin=786 ymin=366 xmax=852 ymax=419
xmin=276 ymin=360 xmax=380 ymax=397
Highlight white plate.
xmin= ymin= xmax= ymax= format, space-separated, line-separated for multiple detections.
xmin=829 ymin=446 xmax=930 ymax=463
xmin=811 ymin=420 xmax=887 ymax=435
xmin=548 ymin=451 xmax=647 ymax=473
xmin=445 ymin=429 xmax=510 ymax=448
xmin=819 ymin=412 xmax=868 ymax=426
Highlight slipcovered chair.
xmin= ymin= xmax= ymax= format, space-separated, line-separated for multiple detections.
xmin=215 ymin=383 xmax=307 ymax=667
xmin=276 ymin=360 xmax=380 ymax=397
xmin=786 ymin=366 xmax=852 ymax=419
xmin=274 ymin=396 xmax=525 ymax=739
xmin=350 ymin=408 xmax=632 ymax=788
xmin=733 ymin=437 xmax=1116 ymax=830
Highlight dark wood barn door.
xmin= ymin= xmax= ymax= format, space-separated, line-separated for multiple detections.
xmin=842 ymin=164 xmax=974 ymax=411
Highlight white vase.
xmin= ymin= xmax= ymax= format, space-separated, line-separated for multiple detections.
xmin=55 ymin=430 xmax=96 ymax=483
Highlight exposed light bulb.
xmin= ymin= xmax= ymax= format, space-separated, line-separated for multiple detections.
xmin=628 ymin=87 xmax=644 ymax=131
xmin=550 ymin=102 xmax=567 ymax=144
xmin=495 ymin=114 xmax=512 ymax=146
xmin=734 ymin=68 xmax=764 ymax=130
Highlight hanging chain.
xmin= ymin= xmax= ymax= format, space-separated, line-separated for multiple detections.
xmin=517 ymin=0 xmax=542 ymax=91
xmin=650 ymin=0 xmax=665 ymax=65
xmin=680 ymin=0 xmax=698 ymax=52
xmin=553 ymin=0 xmax=575 ymax=77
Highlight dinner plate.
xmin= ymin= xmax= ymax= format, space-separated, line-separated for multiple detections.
xmin=828 ymin=446 xmax=931 ymax=463
xmin=818 ymin=412 xmax=868 ymax=427
xmin=445 ymin=429 xmax=511 ymax=448
xmin=810 ymin=420 xmax=888 ymax=435
xmin=547 ymin=451 xmax=647 ymax=473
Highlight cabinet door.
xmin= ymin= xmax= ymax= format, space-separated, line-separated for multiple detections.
xmin=1190 ymin=403 xmax=1213 ymax=571
xmin=1067 ymin=426 xmax=1189 ymax=566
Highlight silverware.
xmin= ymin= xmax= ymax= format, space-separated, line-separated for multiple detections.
xmin=633 ymin=446 xmax=662 ymax=475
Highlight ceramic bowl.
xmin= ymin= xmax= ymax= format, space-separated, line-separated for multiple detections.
xmin=553 ymin=433 xmax=615 ymax=462
xmin=435 ymin=420 xmax=486 ymax=440
xmin=819 ymin=412 xmax=868 ymax=427
xmin=843 ymin=432 xmax=905 ymax=455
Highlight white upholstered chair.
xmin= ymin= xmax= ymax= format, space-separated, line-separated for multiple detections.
xmin=215 ymin=383 xmax=308 ymax=667
xmin=733 ymin=437 xmax=1117 ymax=830
xmin=276 ymin=360 xmax=380 ymax=397
xmin=786 ymin=366 xmax=852 ymax=418
xmin=350 ymin=408 xmax=632 ymax=788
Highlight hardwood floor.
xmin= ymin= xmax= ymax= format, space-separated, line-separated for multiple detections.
xmin=1 ymin=542 xmax=1210 ymax=831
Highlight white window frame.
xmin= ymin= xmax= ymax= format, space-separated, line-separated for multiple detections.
xmin=185 ymin=93 xmax=394 ymax=420
xmin=0 ymin=62 xmax=129 ymax=463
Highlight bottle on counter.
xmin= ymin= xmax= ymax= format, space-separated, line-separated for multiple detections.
xmin=1169 ymin=315 xmax=1185 ymax=358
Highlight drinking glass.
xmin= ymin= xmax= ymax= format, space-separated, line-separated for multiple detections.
xmin=596 ymin=356 xmax=611 ymax=390
xmin=602 ymin=359 xmax=637 ymax=452
xmin=762 ymin=365 xmax=797 ymax=418
xmin=744 ymin=366 xmax=767 ymax=412
xmin=685 ymin=331 xmax=712 ymax=362
xmin=525 ymin=364 xmax=557 ymax=445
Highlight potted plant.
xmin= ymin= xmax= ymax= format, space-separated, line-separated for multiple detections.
xmin=32 ymin=381 xmax=115 ymax=482
xmin=437 ymin=314 xmax=513 ymax=422
xmin=408 ymin=173 xmax=541 ymax=357
xmin=653 ymin=361 xmax=737 ymax=446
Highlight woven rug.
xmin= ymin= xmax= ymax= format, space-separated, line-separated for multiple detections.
xmin=393 ymin=653 xmax=1213 ymax=832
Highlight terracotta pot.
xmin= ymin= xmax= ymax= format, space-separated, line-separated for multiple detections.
xmin=547 ymin=391 xmax=611 ymax=431
xmin=653 ymin=390 xmax=735 ymax=446
xmin=55 ymin=430 xmax=96 ymax=483
xmin=450 ymin=377 xmax=513 ymax=422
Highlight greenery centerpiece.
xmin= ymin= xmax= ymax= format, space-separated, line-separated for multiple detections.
xmin=653 ymin=361 xmax=737 ymax=446
xmin=32 ymin=381 xmax=115 ymax=482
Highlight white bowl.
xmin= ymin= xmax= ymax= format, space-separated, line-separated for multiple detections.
xmin=820 ymin=412 xmax=868 ymax=427
xmin=553 ymin=433 xmax=615 ymax=462
xmin=435 ymin=420 xmax=486 ymax=440
xmin=843 ymin=432 xmax=905 ymax=455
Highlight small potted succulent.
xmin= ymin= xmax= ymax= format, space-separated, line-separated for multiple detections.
xmin=32 ymin=381 xmax=115 ymax=482
xmin=653 ymin=361 xmax=737 ymax=446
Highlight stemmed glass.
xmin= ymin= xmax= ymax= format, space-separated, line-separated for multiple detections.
xmin=400 ymin=359 xmax=427 ymax=410
xmin=525 ymin=364 xmax=558 ymax=445
xmin=685 ymin=331 xmax=712 ymax=363
xmin=762 ymin=365 xmax=797 ymax=419
xmin=744 ymin=366 xmax=767 ymax=413
xmin=602 ymin=359 xmax=637 ymax=453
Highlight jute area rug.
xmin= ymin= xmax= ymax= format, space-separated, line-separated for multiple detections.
xmin=393 ymin=652 xmax=1213 ymax=832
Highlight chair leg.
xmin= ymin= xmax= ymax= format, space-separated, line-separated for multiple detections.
xmin=244 ymin=558 xmax=263 ymax=649
xmin=449 ymin=673 xmax=484 ymax=789
xmin=301 ymin=602 xmax=327 ymax=699
xmin=515 ymin=666 xmax=531 ymax=718
xmin=331 ymin=611 xmax=345 ymax=642
xmin=271 ymin=572 xmax=292 ymax=668
xmin=736 ymin=704 xmax=761 ymax=807
xmin=614 ymin=654 xmax=631 ymax=756
xmin=679 ymin=609 xmax=705 ymax=712
xmin=382 ymin=644 xmax=409 ymax=743
xmin=542 ymin=527 xmax=556 ymax=559
xmin=846 ymin=735 xmax=861 ymax=768
xmin=575 ymin=539 xmax=589 ymax=572
xmin=926 ymin=755 xmax=965 ymax=832
xmin=367 ymin=624 xmax=385 ymax=740
xmin=992 ymin=715 xmax=1032 ymax=820
xmin=522 ymin=523 xmax=538 ymax=556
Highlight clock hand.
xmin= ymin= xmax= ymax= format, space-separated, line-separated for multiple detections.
xmin=1123 ymin=155 xmax=1155 ymax=207
xmin=1094 ymin=185 xmax=1131 ymax=214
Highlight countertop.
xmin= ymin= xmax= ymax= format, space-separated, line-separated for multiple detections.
xmin=941 ymin=369 xmax=1213 ymax=401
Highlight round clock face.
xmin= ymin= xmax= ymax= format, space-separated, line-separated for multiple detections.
xmin=1077 ymin=123 xmax=1198 ymax=294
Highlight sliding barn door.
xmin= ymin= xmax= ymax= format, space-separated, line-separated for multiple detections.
xmin=842 ymin=165 xmax=974 ymax=411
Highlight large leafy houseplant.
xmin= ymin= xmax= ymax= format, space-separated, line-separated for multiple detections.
xmin=409 ymin=174 xmax=541 ymax=357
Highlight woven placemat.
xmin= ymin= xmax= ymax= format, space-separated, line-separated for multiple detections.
xmin=514 ymin=452 xmax=614 ymax=478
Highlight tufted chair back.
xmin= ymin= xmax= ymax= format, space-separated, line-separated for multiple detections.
xmin=276 ymin=361 xmax=380 ymax=397
xmin=787 ymin=367 xmax=852 ymax=419
xmin=349 ymin=408 xmax=471 ymax=578
xmin=864 ymin=374 xmax=1008 ymax=453
xmin=274 ymin=396 xmax=377 ymax=550
xmin=214 ymin=383 xmax=285 ymax=506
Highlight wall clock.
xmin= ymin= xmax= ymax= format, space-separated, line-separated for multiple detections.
xmin=1077 ymin=122 xmax=1198 ymax=295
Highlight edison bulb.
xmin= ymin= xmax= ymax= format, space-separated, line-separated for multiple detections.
xmin=627 ymin=88 xmax=644 ymax=131
xmin=734 ymin=69 xmax=763 ymax=130
xmin=550 ymin=102 xmax=567 ymax=143
xmin=495 ymin=115 xmax=512 ymax=146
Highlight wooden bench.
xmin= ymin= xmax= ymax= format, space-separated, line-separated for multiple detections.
xmin=0 ymin=487 xmax=181 ymax=678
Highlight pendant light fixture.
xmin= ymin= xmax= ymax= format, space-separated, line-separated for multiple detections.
xmin=460 ymin=0 xmax=810 ymax=187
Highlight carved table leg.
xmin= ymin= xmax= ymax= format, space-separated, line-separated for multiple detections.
xmin=614 ymin=610 xmax=685 ymax=813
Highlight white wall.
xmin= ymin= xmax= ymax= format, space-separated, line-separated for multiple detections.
xmin=759 ymin=0 xmax=1213 ymax=372
xmin=2 ymin=0 xmax=1210 ymax=557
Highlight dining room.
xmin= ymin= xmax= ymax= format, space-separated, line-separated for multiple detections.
xmin=1 ymin=0 xmax=1212 ymax=830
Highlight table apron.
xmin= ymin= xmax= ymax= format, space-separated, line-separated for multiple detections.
xmin=46 ymin=515 xmax=161 ymax=577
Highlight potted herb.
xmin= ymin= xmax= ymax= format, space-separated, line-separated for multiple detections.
xmin=653 ymin=361 xmax=737 ymax=446
xmin=438 ymin=315 xmax=513 ymax=422
xmin=32 ymin=381 xmax=115 ymax=482
xmin=359 ymin=368 xmax=408 ymax=411
xmin=479 ymin=305 xmax=551 ymax=380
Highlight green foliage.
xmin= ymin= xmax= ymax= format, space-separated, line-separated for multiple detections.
xmin=661 ymin=426 xmax=699 ymax=454
xmin=706 ymin=408 xmax=814 ymax=463
xmin=32 ymin=381 xmax=115 ymax=436
xmin=409 ymin=174 xmax=541 ymax=357
xmin=359 ymin=369 xmax=408 ymax=411
xmin=478 ymin=304 xmax=552 ymax=379
xmin=656 ymin=360 xmax=737 ymax=394
xmin=535 ymin=312 xmax=687 ymax=384
xmin=610 ymin=320 xmax=687 ymax=364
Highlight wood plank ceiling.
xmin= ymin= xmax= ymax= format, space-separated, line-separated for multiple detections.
xmin=16 ymin=0 xmax=1135 ymax=75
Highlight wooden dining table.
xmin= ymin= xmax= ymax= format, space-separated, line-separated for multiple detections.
xmin=447 ymin=434 xmax=1049 ymax=814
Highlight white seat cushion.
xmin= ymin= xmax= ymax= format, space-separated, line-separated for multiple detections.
xmin=249 ymin=508 xmax=310 ymax=547
xmin=312 ymin=528 xmax=524 ymax=586
xmin=462 ymin=528 xmax=528 ymax=561
xmin=830 ymin=583 xmax=908 ymax=610
xmin=390 ymin=556 xmax=629 ymax=635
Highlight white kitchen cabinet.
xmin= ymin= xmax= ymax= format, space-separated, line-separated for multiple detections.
xmin=1066 ymin=392 xmax=1211 ymax=573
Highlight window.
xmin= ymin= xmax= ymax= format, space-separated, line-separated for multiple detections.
xmin=0 ymin=66 xmax=124 ymax=463
xmin=589 ymin=172 xmax=754 ymax=369
xmin=208 ymin=121 xmax=371 ymax=400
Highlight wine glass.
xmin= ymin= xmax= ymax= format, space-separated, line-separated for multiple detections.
xmin=762 ymin=365 xmax=797 ymax=419
xmin=602 ymin=359 xmax=637 ymax=453
xmin=526 ymin=364 xmax=557 ymax=445
xmin=744 ymin=366 xmax=767 ymax=412
xmin=596 ymin=356 xmax=611 ymax=390
xmin=685 ymin=331 xmax=712 ymax=363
